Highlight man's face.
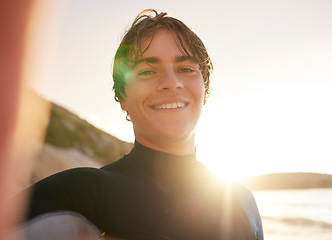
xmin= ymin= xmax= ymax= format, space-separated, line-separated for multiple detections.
xmin=120 ymin=29 xmax=206 ymax=152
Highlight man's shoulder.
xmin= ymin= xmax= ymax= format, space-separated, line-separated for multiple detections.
xmin=231 ymin=181 xmax=264 ymax=240
xmin=231 ymin=182 xmax=256 ymax=206
xmin=199 ymin=167 xmax=264 ymax=240
xmin=32 ymin=157 xmax=131 ymax=191
xmin=53 ymin=156 xmax=130 ymax=178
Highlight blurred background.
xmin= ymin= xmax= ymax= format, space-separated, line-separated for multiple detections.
xmin=9 ymin=0 xmax=332 ymax=239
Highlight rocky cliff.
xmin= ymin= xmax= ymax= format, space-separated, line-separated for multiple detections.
xmin=18 ymin=99 xmax=133 ymax=191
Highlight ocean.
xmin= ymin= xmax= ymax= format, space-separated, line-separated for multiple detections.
xmin=253 ymin=188 xmax=332 ymax=240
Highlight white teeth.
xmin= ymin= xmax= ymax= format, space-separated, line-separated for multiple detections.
xmin=155 ymin=102 xmax=185 ymax=109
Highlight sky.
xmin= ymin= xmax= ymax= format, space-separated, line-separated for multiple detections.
xmin=28 ymin=0 xmax=332 ymax=179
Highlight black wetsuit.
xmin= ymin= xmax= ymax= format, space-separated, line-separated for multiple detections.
xmin=25 ymin=141 xmax=263 ymax=240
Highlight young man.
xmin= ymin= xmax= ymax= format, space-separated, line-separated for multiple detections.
xmin=19 ymin=9 xmax=263 ymax=240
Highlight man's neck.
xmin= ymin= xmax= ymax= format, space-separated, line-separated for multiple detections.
xmin=134 ymin=134 xmax=196 ymax=156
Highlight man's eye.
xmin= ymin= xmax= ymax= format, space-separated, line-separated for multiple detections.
xmin=179 ymin=68 xmax=195 ymax=73
xmin=138 ymin=70 xmax=155 ymax=75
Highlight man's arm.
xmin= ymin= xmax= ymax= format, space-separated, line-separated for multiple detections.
xmin=11 ymin=211 xmax=105 ymax=240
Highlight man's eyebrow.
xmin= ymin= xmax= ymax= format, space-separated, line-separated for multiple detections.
xmin=175 ymin=55 xmax=198 ymax=63
xmin=134 ymin=57 xmax=160 ymax=67
xmin=133 ymin=55 xmax=198 ymax=68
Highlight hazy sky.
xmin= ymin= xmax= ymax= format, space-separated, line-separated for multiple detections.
xmin=29 ymin=0 xmax=332 ymax=179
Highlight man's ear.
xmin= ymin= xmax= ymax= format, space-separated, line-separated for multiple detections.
xmin=120 ymin=99 xmax=127 ymax=111
xmin=203 ymin=93 xmax=207 ymax=105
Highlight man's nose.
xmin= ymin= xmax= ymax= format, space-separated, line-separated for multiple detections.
xmin=157 ymin=68 xmax=184 ymax=91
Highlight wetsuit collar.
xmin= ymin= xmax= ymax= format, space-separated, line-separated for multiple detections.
xmin=128 ymin=141 xmax=198 ymax=185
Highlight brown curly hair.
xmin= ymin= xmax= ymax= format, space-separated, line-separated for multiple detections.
xmin=112 ymin=9 xmax=213 ymax=102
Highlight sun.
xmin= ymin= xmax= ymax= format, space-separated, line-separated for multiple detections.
xmin=195 ymin=124 xmax=270 ymax=181
xmin=194 ymin=107 xmax=267 ymax=181
xmin=196 ymin=148 xmax=250 ymax=180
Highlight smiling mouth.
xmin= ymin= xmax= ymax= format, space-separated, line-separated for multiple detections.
xmin=153 ymin=102 xmax=185 ymax=110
